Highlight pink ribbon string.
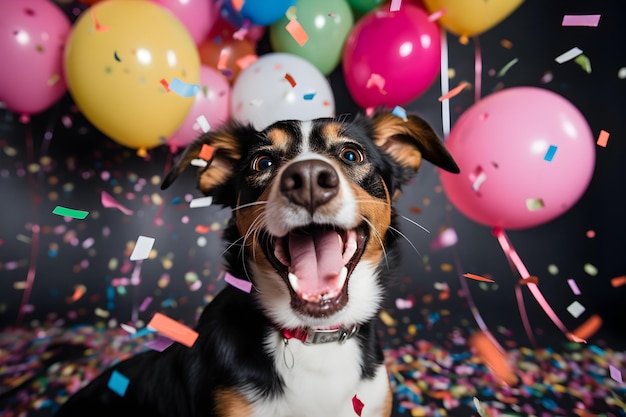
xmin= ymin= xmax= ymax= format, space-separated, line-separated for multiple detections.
xmin=492 ymin=227 xmax=580 ymax=342
xmin=473 ymin=36 xmax=482 ymax=103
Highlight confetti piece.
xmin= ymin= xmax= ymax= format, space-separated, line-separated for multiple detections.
xmin=224 ymin=272 xmax=252 ymax=293
xmin=303 ymin=92 xmax=316 ymax=100
xmin=101 ymin=191 xmax=133 ymax=215
xmin=562 ymin=14 xmax=601 ymax=27
xmin=428 ymin=9 xmax=445 ymax=22
xmin=395 ymin=297 xmax=414 ymax=309
xmin=574 ymin=54 xmax=592 ymax=73
xmin=470 ymin=166 xmax=487 ymax=192
xmin=584 ymin=263 xmax=598 ymax=276
xmin=544 ymin=145 xmax=558 ymax=161
xmin=169 ymin=77 xmax=200 ymax=98
xmin=469 ymin=331 xmax=517 ymax=386
xmin=189 ymin=196 xmax=213 ymax=208
xmin=195 ymin=115 xmax=211 ymax=133
xmin=114 ymin=51 xmax=121 ymax=62
xmin=567 ymin=301 xmax=586 ymax=318
xmin=286 ymin=18 xmax=309 ymax=47
xmin=217 ymin=48 xmax=233 ymax=79
xmin=389 ymin=0 xmax=402 ymax=12
xmin=47 ymin=74 xmax=60 ymax=86
xmin=160 ymin=78 xmax=170 ymax=92
xmin=519 ymin=276 xmax=539 ymax=285
xmin=596 ymin=129 xmax=610 ymax=147
xmin=107 ymin=370 xmax=130 ymax=396
xmin=90 ymin=8 xmax=110 ymax=32
xmin=52 ymin=206 xmax=89 ymax=220
xmin=129 ymin=236 xmax=155 ymax=261
xmin=71 ymin=284 xmax=86 ymax=302
xmin=430 ymin=227 xmax=458 ymax=250
xmin=473 ymin=397 xmax=490 ymax=417
xmin=145 ymin=335 xmax=175 ymax=352
xmin=284 ymin=73 xmax=297 ymax=87
xmin=463 ymin=273 xmax=495 ymax=283
xmin=526 ymin=198 xmax=545 ymax=211
xmin=555 ymin=47 xmax=583 ymax=64
xmin=236 ymin=54 xmax=258 ymax=70
xmin=568 ymin=314 xmax=602 ymax=343
xmin=391 ymin=105 xmax=408 ymax=121
xmin=231 ymin=0 xmax=244 ymax=12
xmin=609 ymin=364 xmax=623 ymax=383
xmin=147 ymin=312 xmax=199 ymax=347
xmin=139 ymin=296 xmax=153 ymax=312
xmin=352 ymin=394 xmax=364 ymax=416
xmin=438 ymin=82 xmax=468 ymax=101
xmin=500 ymin=39 xmax=513 ymax=49
xmin=611 ymin=276 xmax=626 ymax=287
xmin=567 ymin=278 xmax=581 ymax=295
xmin=199 ymin=144 xmax=215 ymax=161
xmin=190 ymin=158 xmax=208 ymax=167
xmin=497 ymin=58 xmax=519 ymax=77
xmin=366 ymin=73 xmax=387 ymax=94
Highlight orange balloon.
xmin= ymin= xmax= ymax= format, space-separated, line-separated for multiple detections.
xmin=198 ymin=28 xmax=256 ymax=83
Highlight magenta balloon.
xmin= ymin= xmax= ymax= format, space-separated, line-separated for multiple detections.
xmin=167 ymin=66 xmax=231 ymax=149
xmin=0 ymin=0 xmax=70 ymax=115
xmin=342 ymin=5 xmax=441 ymax=109
xmin=150 ymin=0 xmax=218 ymax=45
xmin=439 ymin=87 xmax=596 ymax=230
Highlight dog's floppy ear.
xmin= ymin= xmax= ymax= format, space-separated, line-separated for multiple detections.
xmin=371 ymin=111 xmax=460 ymax=182
xmin=161 ymin=122 xmax=252 ymax=205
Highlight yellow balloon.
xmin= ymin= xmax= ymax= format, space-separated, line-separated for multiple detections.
xmin=64 ymin=0 xmax=200 ymax=149
xmin=423 ymin=0 xmax=523 ymax=37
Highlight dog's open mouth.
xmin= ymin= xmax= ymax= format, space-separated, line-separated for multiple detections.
xmin=262 ymin=224 xmax=368 ymax=317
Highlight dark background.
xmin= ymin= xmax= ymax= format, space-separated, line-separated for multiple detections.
xmin=1 ymin=0 xmax=625 ymax=361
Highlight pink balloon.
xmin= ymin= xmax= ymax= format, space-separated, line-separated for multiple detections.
xmin=150 ymin=0 xmax=218 ymax=45
xmin=439 ymin=87 xmax=596 ymax=230
xmin=167 ymin=66 xmax=231 ymax=149
xmin=0 ymin=0 xmax=70 ymax=116
xmin=342 ymin=5 xmax=440 ymax=109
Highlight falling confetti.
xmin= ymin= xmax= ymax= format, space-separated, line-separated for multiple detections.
xmin=168 ymin=78 xmax=201 ymax=98
xmin=52 ymin=206 xmax=89 ymax=220
xmin=463 ymin=273 xmax=495 ymax=283
xmin=497 ymin=58 xmax=519 ymax=77
xmin=555 ymin=47 xmax=583 ymax=64
xmin=285 ymin=18 xmax=309 ymax=46
xmin=129 ymin=236 xmax=155 ymax=261
xmin=189 ymin=196 xmax=213 ymax=208
xmin=567 ymin=301 xmax=586 ymax=318
xmin=352 ymin=394 xmax=364 ymax=416
xmin=147 ymin=312 xmax=199 ymax=347
xmin=561 ymin=14 xmax=601 ymax=27
xmin=366 ymin=73 xmax=387 ymax=94
xmin=107 ymin=370 xmax=130 ymax=396
xmin=543 ymin=145 xmax=558 ymax=161
xmin=224 ymin=272 xmax=252 ymax=293
xmin=596 ymin=129 xmax=610 ymax=147
xmin=198 ymin=144 xmax=215 ymax=161
xmin=438 ymin=82 xmax=468 ymax=101
xmin=284 ymin=73 xmax=297 ymax=87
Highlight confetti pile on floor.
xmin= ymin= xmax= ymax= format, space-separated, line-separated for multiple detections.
xmin=1 ymin=324 xmax=624 ymax=417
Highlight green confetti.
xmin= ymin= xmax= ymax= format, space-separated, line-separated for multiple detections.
xmin=52 ymin=206 xmax=89 ymax=219
xmin=497 ymin=58 xmax=519 ymax=77
xmin=584 ymin=263 xmax=598 ymax=276
xmin=574 ymin=54 xmax=592 ymax=73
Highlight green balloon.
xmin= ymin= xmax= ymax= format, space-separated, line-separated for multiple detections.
xmin=270 ymin=0 xmax=354 ymax=75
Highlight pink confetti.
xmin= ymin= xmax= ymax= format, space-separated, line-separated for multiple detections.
xmin=101 ymin=191 xmax=134 ymax=215
xmin=609 ymin=364 xmax=623 ymax=383
xmin=366 ymin=73 xmax=387 ymax=95
xmin=428 ymin=9 xmax=446 ymax=22
xmin=395 ymin=297 xmax=414 ymax=310
xmin=145 ymin=335 xmax=174 ymax=352
xmin=352 ymin=394 xmax=364 ymax=416
xmin=224 ymin=272 xmax=252 ymax=293
xmin=567 ymin=278 xmax=581 ymax=295
xmin=236 ymin=54 xmax=258 ymax=70
xmin=139 ymin=296 xmax=153 ymax=312
xmin=562 ymin=14 xmax=601 ymax=27
xmin=389 ymin=0 xmax=402 ymax=12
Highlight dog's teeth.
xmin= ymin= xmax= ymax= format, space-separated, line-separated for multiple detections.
xmin=288 ymin=272 xmax=299 ymax=291
xmin=342 ymin=232 xmax=358 ymax=264
xmin=337 ymin=266 xmax=348 ymax=289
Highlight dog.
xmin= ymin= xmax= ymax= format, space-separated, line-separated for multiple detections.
xmin=55 ymin=111 xmax=459 ymax=417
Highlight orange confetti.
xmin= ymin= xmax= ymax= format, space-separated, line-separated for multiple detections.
xmin=519 ymin=276 xmax=539 ymax=285
xmin=195 ymin=225 xmax=211 ymax=234
xmin=90 ymin=7 xmax=110 ymax=32
xmin=284 ymin=73 xmax=297 ymax=87
xmin=147 ymin=312 xmax=199 ymax=347
xmin=71 ymin=285 xmax=86 ymax=302
xmin=438 ymin=82 xmax=469 ymax=102
xmin=231 ymin=0 xmax=244 ymax=11
xmin=198 ymin=144 xmax=214 ymax=161
xmin=469 ymin=331 xmax=517 ymax=386
xmin=464 ymin=273 xmax=495 ymax=283
xmin=567 ymin=314 xmax=602 ymax=343
xmin=597 ymin=129 xmax=610 ymax=147
xmin=286 ymin=18 xmax=309 ymax=47
xmin=611 ymin=276 xmax=626 ymax=288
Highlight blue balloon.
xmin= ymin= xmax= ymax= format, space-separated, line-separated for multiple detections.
xmin=221 ymin=0 xmax=296 ymax=26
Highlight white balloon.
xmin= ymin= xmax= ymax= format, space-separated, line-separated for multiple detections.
xmin=231 ymin=53 xmax=335 ymax=130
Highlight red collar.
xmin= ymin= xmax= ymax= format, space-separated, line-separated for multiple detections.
xmin=280 ymin=324 xmax=359 ymax=345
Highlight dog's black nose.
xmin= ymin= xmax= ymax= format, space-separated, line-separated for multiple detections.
xmin=280 ymin=160 xmax=339 ymax=214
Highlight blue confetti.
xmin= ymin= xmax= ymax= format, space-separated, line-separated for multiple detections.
xmin=391 ymin=105 xmax=408 ymax=121
xmin=169 ymin=77 xmax=200 ymax=98
xmin=303 ymin=93 xmax=316 ymax=100
xmin=107 ymin=370 xmax=130 ymax=396
xmin=544 ymin=144 xmax=558 ymax=161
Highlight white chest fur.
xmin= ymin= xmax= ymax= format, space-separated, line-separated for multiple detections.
xmin=245 ymin=332 xmax=390 ymax=417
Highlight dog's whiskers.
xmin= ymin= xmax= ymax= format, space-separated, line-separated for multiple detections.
xmin=399 ymin=215 xmax=430 ymax=234
xmin=389 ymin=225 xmax=421 ymax=258
xmin=231 ymin=200 xmax=267 ymax=212
xmin=359 ymin=216 xmax=390 ymax=270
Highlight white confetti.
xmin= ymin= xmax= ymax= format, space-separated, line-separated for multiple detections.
xmin=567 ymin=301 xmax=586 ymax=318
xmin=555 ymin=47 xmax=583 ymax=64
xmin=189 ymin=196 xmax=213 ymax=208
xmin=130 ymin=236 xmax=155 ymax=261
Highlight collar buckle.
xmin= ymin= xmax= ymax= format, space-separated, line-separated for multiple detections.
xmin=303 ymin=324 xmax=359 ymax=345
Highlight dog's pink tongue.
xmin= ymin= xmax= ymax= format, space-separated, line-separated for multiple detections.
xmin=288 ymin=229 xmax=343 ymax=294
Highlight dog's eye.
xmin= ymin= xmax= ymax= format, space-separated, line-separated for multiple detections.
xmin=339 ymin=147 xmax=364 ymax=164
xmin=252 ymin=155 xmax=274 ymax=172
